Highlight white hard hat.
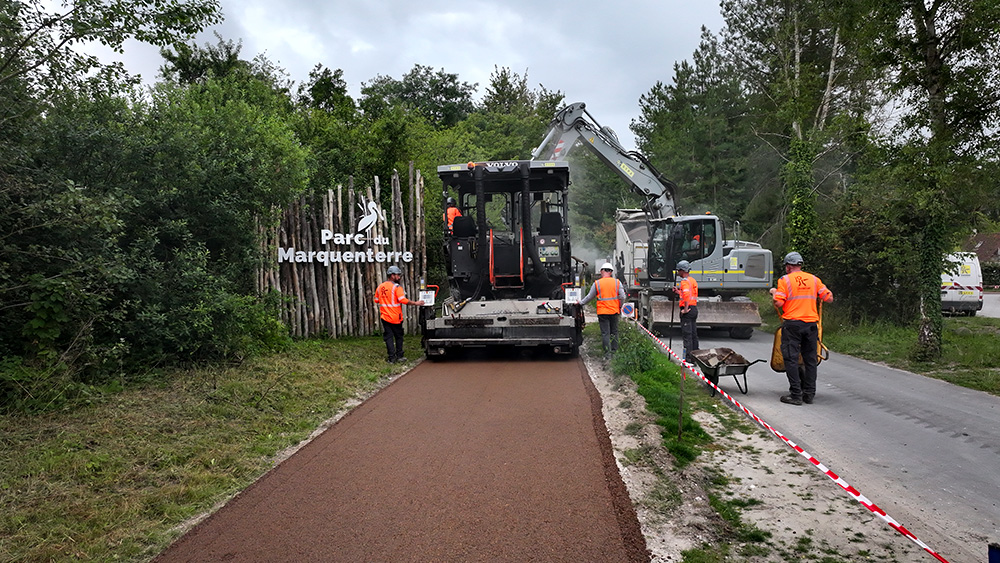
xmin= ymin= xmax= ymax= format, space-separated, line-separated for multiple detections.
xmin=600 ymin=262 xmax=614 ymax=271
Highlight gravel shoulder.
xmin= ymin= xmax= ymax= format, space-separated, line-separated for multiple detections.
xmin=582 ymin=347 xmax=925 ymax=562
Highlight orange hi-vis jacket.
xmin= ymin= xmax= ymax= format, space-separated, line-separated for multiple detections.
xmin=773 ymin=271 xmax=833 ymax=323
xmin=374 ymin=280 xmax=411 ymax=324
xmin=595 ymin=277 xmax=623 ymax=315
xmin=444 ymin=207 xmax=462 ymax=231
xmin=678 ymin=276 xmax=698 ymax=308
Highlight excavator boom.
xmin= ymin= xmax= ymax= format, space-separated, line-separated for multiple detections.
xmin=535 ymin=102 xmax=772 ymax=339
xmin=532 ymin=102 xmax=678 ymax=219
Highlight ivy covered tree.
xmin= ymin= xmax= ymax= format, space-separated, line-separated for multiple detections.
xmin=848 ymin=0 xmax=1000 ymax=358
xmin=721 ymin=0 xmax=871 ymax=259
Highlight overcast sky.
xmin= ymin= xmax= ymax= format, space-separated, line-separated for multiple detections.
xmin=102 ymin=0 xmax=725 ymax=150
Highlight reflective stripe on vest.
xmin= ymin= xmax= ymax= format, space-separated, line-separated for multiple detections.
xmin=376 ymin=281 xmax=404 ymax=323
xmin=778 ymin=273 xmax=825 ymax=322
xmin=596 ymin=278 xmax=621 ymax=315
xmin=679 ymin=276 xmax=698 ymax=308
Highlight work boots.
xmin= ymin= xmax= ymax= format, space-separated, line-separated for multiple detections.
xmin=780 ymin=394 xmax=803 ymax=406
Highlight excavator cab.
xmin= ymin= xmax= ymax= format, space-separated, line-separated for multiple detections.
xmin=647 ymin=217 xmax=719 ymax=288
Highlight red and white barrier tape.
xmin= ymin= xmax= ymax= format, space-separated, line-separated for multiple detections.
xmin=631 ymin=320 xmax=951 ymax=563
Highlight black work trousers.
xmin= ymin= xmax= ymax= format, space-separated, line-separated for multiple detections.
xmin=381 ymin=319 xmax=405 ymax=360
xmin=781 ymin=319 xmax=819 ymax=398
xmin=680 ymin=306 xmax=699 ymax=361
xmin=597 ymin=313 xmax=620 ymax=354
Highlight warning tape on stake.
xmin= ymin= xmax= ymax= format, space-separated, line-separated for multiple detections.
xmin=630 ymin=320 xmax=951 ymax=563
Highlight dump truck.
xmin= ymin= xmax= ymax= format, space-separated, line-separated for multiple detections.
xmin=532 ymin=102 xmax=772 ymax=339
xmin=420 ymin=160 xmax=586 ymax=358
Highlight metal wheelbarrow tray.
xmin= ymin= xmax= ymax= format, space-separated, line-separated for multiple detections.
xmin=689 ymin=347 xmax=765 ymax=396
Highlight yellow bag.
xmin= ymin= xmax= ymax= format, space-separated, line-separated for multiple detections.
xmin=770 ymin=300 xmax=829 ymax=372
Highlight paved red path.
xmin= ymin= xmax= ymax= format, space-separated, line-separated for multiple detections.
xmin=154 ymin=356 xmax=648 ymax=562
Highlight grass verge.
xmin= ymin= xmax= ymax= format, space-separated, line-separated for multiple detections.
xmin=585 ymin=323 xmax=712 ymax=467
xmin=0 ymin=335 xmax=419 ymax=563
xmin=591 ymin=320 xmax=904 ymax=562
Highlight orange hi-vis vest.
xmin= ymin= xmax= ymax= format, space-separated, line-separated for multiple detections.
xmin=595 ymin=277 xmax=623 ymax=315
xmin=374 ymin=280 xmax=409 ymax=324
xmin=678 ymin=276 xmax=698 ymax=308
xmin=773 ymin=271 xmax=832 ymax=322
xmin=444 ymin=207 xmax=461 ymax=231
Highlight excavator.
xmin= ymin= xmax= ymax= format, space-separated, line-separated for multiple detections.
xmin=420 ymin=160 xmax=587 ymax=358
xmin=532 ymin=102 xmax=771 ymax=339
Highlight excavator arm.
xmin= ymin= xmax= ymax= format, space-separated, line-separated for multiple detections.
xmin=531 ymin=102 xmax=678 ymax=219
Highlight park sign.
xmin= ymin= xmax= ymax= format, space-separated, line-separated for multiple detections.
xmin=277 ymin=196 xmax=414 ymax=266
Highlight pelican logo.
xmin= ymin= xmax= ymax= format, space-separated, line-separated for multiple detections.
xmin=357 ymin=196 xmax=386 ymax=235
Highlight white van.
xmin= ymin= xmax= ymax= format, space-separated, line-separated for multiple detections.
xmin=941 ymin=252 xmax=984 ymax=315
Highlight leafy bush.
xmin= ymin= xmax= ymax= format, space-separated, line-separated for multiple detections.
xmin=983 ymin=261 xmax=1000 ymax=288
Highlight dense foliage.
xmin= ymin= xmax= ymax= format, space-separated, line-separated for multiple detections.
xmin=631 ymin=0 xmax=999 ymax=357
xmin=0 ymin=11 xmax=562 ymax=410
xmin=3 ymin=0 xmax=999 ymax=411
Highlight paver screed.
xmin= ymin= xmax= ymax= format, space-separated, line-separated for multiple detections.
xmin=154 ymin=356 xmax=649 ymax=562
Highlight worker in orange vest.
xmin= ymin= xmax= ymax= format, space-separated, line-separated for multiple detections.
xmin=443 ymin=197 xmax=461 ymax=233
xmin=374 ymin=265 xmax=425 ymax=363
xmin=580 ymin=262 xmax=627 ymax=359
xmin=675 ymin=260 xmax=699 ymax=362
xmin=770 ymin=251 xmax=833 ymax=405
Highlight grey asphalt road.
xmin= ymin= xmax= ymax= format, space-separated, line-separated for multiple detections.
xmin=979 ymin=292 xmax=1000 ymax=318
xmin=663 ymin=326 xmax=1000 ymax=563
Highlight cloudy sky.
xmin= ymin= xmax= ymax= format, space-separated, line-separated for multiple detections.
xmin=103 ymin=0 xmax=725 ymax=150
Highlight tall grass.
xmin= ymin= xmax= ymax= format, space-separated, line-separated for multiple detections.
xmin=0 ymin=336 xmax=418 ymax=563
xmin=586 ymin=323 xmax=711 ymax=466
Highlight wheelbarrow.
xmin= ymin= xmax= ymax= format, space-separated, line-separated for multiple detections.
xmin=689 ymin=348 xmax=765 ymax=397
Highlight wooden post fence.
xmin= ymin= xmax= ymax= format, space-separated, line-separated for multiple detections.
xmin=259 ymin=167 xmax=428 ymax=338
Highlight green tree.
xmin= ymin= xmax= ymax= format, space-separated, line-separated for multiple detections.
xmin=297 ymin=64 xmax=357 ymax=120
xmin=459 ymin=66 xmax=563 ymax=159
xmin=721 ymin=0 xmax=871 ymax=258
xmin=633 ymin=28 xmax=756 ymax=227
xmin=567 ymin=151 xmax=642 ymax=258
xmin=0 ymin=0 xmax=221 ymax=136
xmin=17 ymin=64 xmax=308 ymax=374
xmin=850 ymin=0 xmax=1000 ymax=358
xmin=158 ymin=31 xmax=246 ymax=83
xmin=359 ymin=64 xmax=477 ymax=129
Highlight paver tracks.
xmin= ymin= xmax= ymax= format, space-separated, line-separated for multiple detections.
xmin=154 ymin=356 xmax=649 ymax=562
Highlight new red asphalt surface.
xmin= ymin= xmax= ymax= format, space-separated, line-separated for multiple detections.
xmin=154 ymin=355 xmax=649 ymax=562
